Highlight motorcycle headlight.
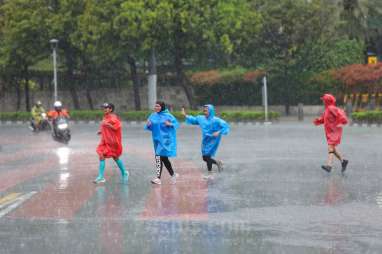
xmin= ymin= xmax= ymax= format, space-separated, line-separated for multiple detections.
xmin=58 ymin=123 xmax=68 ymax=130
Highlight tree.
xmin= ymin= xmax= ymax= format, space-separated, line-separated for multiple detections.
xmin=166 ymin=0 xmax=261 ymax=107
xmin=299 ymin=39 xmax=364 ymax=104
xmin=0 ymin=0 xmax=50 ymax=111
xmin=252 ymin=0 xmax=345 ymax=114
xmin=47 ymin=0 xmax=86 ymax=109
xmin=337 ymin=0 xmax=382 ymax=56
xmin=333 ymin=63 xmax=382 ymax=88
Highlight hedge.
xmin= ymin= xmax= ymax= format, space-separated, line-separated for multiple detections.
xmin=0 ymin=112 xmax=31 ymax=121
xmin=0 ymin=110 xmax=279 ymax=122
xmin=190 ymin=68 xmax=264 ymax=106
xmin=351 ymin=111 xmax=382 ymax=124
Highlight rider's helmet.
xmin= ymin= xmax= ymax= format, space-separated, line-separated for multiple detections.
xmin=54 ymin=101 xmax=62 ymax=111
xmin=35 ymin=100 xmax=42 ymax=107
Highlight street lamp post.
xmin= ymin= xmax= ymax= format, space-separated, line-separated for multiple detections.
xmin=50 ymin=39 xmax=59 ymax=102
xmin=262 ymin=75 xmax=271 ymax=124
xmin=148 ymin=48 xmax=157 ymax=109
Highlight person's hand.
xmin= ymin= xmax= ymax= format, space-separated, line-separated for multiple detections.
xmin=146 ymin=120 xmax=152 ymax=126
xmin=212 ymin=131 xmax=220 ymax=137
xmin=102 ymin=121 xmax=113 ymax=129
xmin=337 ymin=124 xmax=343 ymax=128
xmin=165 ymin=120 xmax=172 ymax=126
xmin=181 ymin=107 xmax=186 ymax=117
xmin=313 ymin=118 xmax=320 ymax=125
xmin=97 ymin=130 xmax=101 ymax=135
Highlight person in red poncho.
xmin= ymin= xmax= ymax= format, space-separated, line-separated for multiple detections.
xmin=94 ymin=103 xmax=129 ymax=184
xmin=314 ymin=94 xmax=349 ymax=173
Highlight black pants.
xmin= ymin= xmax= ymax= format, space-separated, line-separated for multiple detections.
xmin=203 ymin=155 xmax=217 ymax=171
xmin=155 ymin=156 xmax=174 ymax=178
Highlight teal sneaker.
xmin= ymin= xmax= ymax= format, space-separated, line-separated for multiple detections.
xmin=122 ymin=171 xmax=129 ymax=184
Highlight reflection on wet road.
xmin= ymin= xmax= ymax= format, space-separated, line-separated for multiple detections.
xmin=1 ymin=122 xmax=382 ymax=253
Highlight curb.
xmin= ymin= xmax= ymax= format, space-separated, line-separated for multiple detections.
xmin=0 ymin=121 xmax=276 ymax=126
xmin=1 ymin=121 xmax=381 ymax=127
xmin=350 ymin=123 xmax=380 ymax=127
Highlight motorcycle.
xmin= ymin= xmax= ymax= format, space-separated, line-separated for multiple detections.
xmin=30 ymin=112 xmax=51 ymax=132
xmin=52 ymin=116 xmax=71 ymax=144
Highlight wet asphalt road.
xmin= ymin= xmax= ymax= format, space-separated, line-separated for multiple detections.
xmin=0 ymin=121 xmax=382 ymax=254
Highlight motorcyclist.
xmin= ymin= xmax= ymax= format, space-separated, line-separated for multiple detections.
xmin=47 ymin=101 xmax=70 ymax=136
xmin=30 ymin=100 xmax=46 ymax=131
xmin=47 ymin=101 xmax=70 ymax=119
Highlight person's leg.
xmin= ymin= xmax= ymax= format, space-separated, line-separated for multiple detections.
xmin=35 ymin=119 xmax=41 ymax=130
xmin=94 ymin=159 xmax=106 ymax=183
xmin=326 ymin=145 xmax=335 ymax=166
xmin=156 ymin=156 xmax=163 ymax=178
xmin=30 ymin=120 xmax=36 ymax=131
xmin=321 ymin=145 xmax=335 ymax=173
xmin=334 ymin=147 xmax=349 ymax=173
xmin=114 ymin=157 xmax=129 ymax=182
xmin=209 ymin=157 xmax=217 ymax=165
xmin=151 ymin=156 xmax=163 ymax=184
xmin=160 ymin=156 xmax=174 ymax=176
xmin=202 ymin=156 xmax=213 ymax=172
xmin=52 ymin=119 xmax=58 ymax=137
xmin=332 ymin=148 xmax=343 ymax=162
xmin=209 ymin=156 xmax=224 ymax=172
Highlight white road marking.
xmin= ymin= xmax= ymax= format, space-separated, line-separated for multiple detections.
xmin=0 ymin=191 xmax=37 ymax=218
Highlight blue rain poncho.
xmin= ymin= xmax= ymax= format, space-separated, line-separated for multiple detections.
xmin=144 ymin=109 xmax=179 ymax=157
xmin=185 ymin=104 xmax=230 ymax=156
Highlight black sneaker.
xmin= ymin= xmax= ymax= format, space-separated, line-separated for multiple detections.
xmin=321 ymin=165 xmax=332 ymax=173
xmin=341 ymin=160 xmax=349 ymax=173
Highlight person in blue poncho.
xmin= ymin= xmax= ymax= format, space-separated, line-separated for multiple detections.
xmin=145 ymin=101 xmax=179 ymax=185
xmin=182 ymin=104 xmax=230 ymax=178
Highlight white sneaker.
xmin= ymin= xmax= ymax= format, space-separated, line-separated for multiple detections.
xmin=93 ymin=177 xmax=106 ymax=184
xmin=151 ymin=178 xmax=161 ymax=185
xmin=170 ymin=173 xmax=179 ymax=184
xmin=203 ymin=173 xmax=214 ymax=180
xmin=216 ymin=160 xmax=224 ymax=172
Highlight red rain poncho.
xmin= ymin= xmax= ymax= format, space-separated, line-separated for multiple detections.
xmin=314 ymin=94 xmax=348 ymax=146
xmin=96 ymin=113 xmax=123 ymax=158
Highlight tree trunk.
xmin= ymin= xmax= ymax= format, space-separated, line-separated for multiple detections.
xmin=173 ymin=18 xmax=194 ymax=108
xmin=283 ymin=68 xmax=290 ymax=116
xmin=65 ymin=51 xmax=80 ymax=109
xmin=86 ymin=81 xmax=94 ymax=110
xmin=174 ymin=42 xmax=194 ymax=108
xmin=24 ymin=66 xmax=31 ymax=112
xmin=127 ymin=56 xmax=141 ymax=110
xmin=69 ymin=84 xmax=81 ymax=110
xmin=175 ymin=55 xmax=193 ymax=108
xmin=0 ymin=77 xmax=4 ymax=97
xmin=15 ymin=79 xmax=21 ymax=111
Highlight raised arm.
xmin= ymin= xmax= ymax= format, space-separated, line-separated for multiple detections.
xmin=313 ymin=115 xmax=324 ymax=126
xmin=182 ymin=107 xmax=199 ymax=125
